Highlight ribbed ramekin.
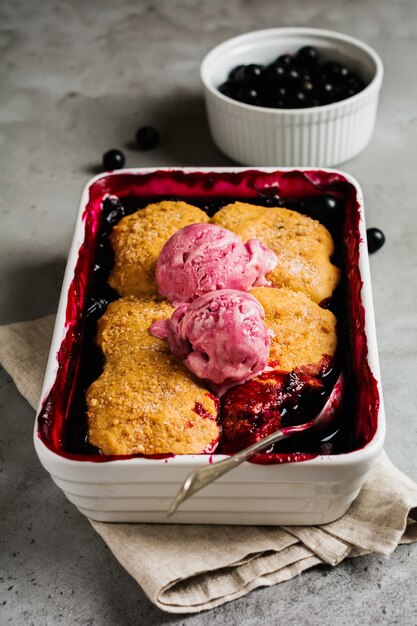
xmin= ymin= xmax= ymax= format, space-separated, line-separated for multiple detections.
xmin=200 ymin=28 xmax=383 ymax=167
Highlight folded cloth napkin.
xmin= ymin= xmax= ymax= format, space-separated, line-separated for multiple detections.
xmin=1 ymin=315 xmax=417 ymax=614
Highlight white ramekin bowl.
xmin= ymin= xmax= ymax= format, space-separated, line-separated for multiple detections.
xmin=200 ymin=28 xmax=383 ymax=167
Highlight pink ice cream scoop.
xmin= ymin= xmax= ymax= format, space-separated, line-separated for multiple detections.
xmin=155 ymin=223 xmax=277 ymax=305
xmin=151 ymin=289 xmax=270 ymax=395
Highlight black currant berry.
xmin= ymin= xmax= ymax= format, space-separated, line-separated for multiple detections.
xmin=264 ymin=62 xmax=287 ymax=81
xmin=292 ymin=91 xmax=308 ymax=107
xmin=275 ymin=54 xmax=293 ymax=67
xmin=86 ymin=296 xmax=109 ymax=319
xmin=307 ymin=195 xmax=341 ymax=223
xmin=347 ymin=76 xmax=365 ymax=94
xmin=228 ymin=64 xmax=246 ymax=82
xmin=243 ymin=64 xmax=264 ymax=81
xmin=102 ymin=149 xmax=125 ymax=170
xmin=135 ymin=126 xmax=160 ymax=150
xmin=302 ymin=80 xmax=314 ymax=93
xmin=316 ymin=81 xmax=334 ymax=104
xmin=339 ymin=66 xmax=350 ymax=80
xmin=296 ymin=46 xmax=319 ymax=69
xmin=218 ymin=81 xmax=236 ymax=98
xmin=321 ymin=62 xmax=341 ymax=80
xmin=366 ymin=228 xmax=386 ymax=253
xmin=287 ymin=67 xmax=300 ymax=81
xmin=103 ymin=197 xmax=125 ymax=226
xmin=236 ymin=87 xmax=260 ymax=105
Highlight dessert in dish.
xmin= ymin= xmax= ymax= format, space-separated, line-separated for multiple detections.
xmin=109 ymin=200 xmax=209 ymax=297
xmin=36 ymin=168 xmax=382 ymax=469
xmin=212 ymin=202 xmax=340 ymax=303
xmin=151 ymin=289 xmax=271 ymax=394
xmin=85 ymin=197 xmax=341 ymax=457
xmin=155 ymin=223 xmax=277 ymax=305
xmin=86 ymin=295 xmax=220 ymax=455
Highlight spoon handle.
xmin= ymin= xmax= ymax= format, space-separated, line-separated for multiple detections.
xmin=167 ymin=372 xmax=344 ymax=517
xmin=167 ymin=427 xmax=292 ymax=517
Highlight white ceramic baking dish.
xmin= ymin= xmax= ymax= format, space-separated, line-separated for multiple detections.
xmin=34 ymin=167 xmax=385 ymax=525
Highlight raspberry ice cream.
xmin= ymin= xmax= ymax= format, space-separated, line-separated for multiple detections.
xmin=151 ymin=289 xmax=271 ymax=395
xmin=155 ymin=223 xmax=277 ymax=305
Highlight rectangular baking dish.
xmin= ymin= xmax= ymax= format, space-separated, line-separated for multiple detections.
xmin=34 ymin=167 xmax=385 ymax=525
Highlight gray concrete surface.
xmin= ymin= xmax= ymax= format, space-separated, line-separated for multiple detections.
xmin=1 ymin=0 xmax=417 ymax=624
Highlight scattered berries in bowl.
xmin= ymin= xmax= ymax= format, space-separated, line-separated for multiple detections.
xmin=218 ymin=45 xmax=366 ymax=109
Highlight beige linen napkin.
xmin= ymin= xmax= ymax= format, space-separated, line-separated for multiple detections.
xmin=1 ymin=316 xmax=417 ymax=614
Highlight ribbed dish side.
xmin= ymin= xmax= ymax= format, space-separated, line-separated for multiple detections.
xmin=205 ymin=90 xmax=380 ymax=167
xmin=52 ymin=470 xmax=371 ymax=499
xmin=73 ymin=498 xmax=358 ymax=525
xmin=51 ymin=468 xmax=373 ymax=525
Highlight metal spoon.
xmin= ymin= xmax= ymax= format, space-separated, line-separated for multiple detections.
xmin=167 ymin=372 xmax=344 ymax=517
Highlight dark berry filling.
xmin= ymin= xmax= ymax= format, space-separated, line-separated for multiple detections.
xmin=220 ymin=360 xmax=335 ymax=454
